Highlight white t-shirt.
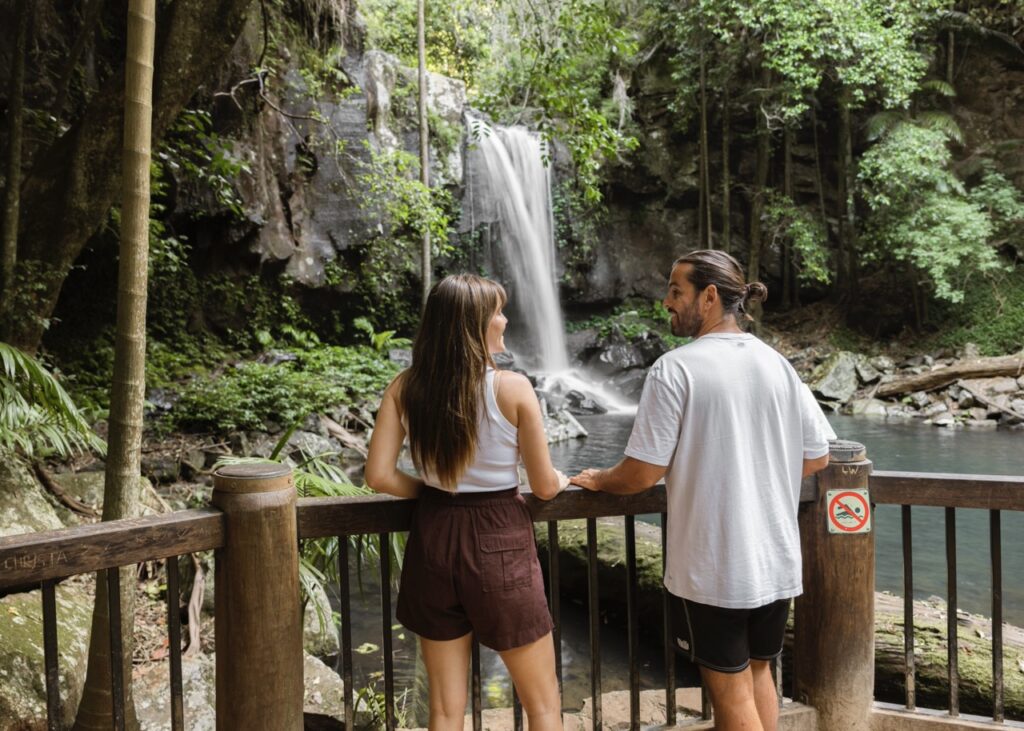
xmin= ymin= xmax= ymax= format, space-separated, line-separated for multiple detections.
xmin=625 ymin=332 xmax=836 ymax=609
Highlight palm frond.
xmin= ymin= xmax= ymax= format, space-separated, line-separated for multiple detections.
xmin=917 ymin=111 xmax=964 ymax=145
xmin=865 ymin=110 xmax=904 ymax=142
xmin=919 ymin=79 xmax=956 ymax=98
xmin=0 ymin=342 xmax=105 ymax=458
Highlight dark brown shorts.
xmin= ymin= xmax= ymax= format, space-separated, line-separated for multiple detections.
xmin=396 ymin=486 xmax=553 ymax=651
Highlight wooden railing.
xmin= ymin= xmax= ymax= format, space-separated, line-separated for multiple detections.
xmin=2 ymin=442 xmax=1021 ymax=730
xmin=871 ymin=470 xmax=1024 ymax=723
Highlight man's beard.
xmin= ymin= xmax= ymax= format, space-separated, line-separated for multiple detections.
xmin=671 ymin=301 xmax=703 ymax=338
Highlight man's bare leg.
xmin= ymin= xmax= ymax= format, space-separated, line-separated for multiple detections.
xmin=750 ymin=660 xmax=778 ymax=731
xmin=700 ymin=665 xmax=763 ymax=730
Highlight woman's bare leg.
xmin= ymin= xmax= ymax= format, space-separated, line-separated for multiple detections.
xmin=419 ymin=633 xmax=472 ymax=731
xmin=499 ymin=633 xmax=562 ymax=731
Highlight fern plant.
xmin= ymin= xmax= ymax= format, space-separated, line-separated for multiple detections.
xmin=0 ymin=342 xmax=105 ymax=458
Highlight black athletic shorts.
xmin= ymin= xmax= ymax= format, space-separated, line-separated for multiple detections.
xmin=669 ymin=594 xmax=790 ymax=673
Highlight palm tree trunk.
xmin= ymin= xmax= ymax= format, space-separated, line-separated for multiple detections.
xmin=1 ymin=0 xmax=29 ymax=321
xmin=73 ymin=2 xmax=155 ymax=727
xmin=417 ymin=0 xmax=431 ymax=310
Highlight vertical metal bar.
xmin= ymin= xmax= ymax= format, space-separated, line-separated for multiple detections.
xmin=472 ymin=639 xmax=482 ymax=731
xmin=586 ymin=518 xmax=602 ymax=731
xmin=165 ymin=557 xmax=184 ymax=731
xmin=945 ymin=507 xmax=959 ymax=717
xmin=513 ymin=689 xmax=523 ymax=731
xmin=380 ymin=534 xmax=396 ymax=731
xmin=661 ymin=513 xmax=676 ymax=727
xmin=991 ymin=510 xmax=1004 ymax=723
xmin=701 ymin=680 xmax=713 ymax=721
xmin=107 ymin=567 xmax=126 ymax=731
xmin=625 ymin=516 xmax=639 ymax=731
xmin=337 ymin=539 xmax=354 ymax=731
xmin=902 ymin=505 xmax=915 ymax=710
xmin=42 ymin=581 xmax=60 ymax=731
xmin=547 ymin=521 xmax=563 ymax=691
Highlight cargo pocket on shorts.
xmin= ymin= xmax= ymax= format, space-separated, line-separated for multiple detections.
xmin=479 ymin=529 xmax=533 ymax=592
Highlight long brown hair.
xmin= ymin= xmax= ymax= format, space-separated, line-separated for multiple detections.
xmin=674 ymin=250 xmax=768 ymax=323
xmin=399 ymin=274 xmax=507 ymax=491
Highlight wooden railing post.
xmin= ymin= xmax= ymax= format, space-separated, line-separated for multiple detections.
xmin=794 ymin=440 xmax=874 ymax=730
xmin=212 ymin=463 xmax=303 ymax=730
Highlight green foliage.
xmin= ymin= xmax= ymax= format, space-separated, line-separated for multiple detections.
xmin=159 ymin=109 xmax=249 ymax=219
xmin=923 ymin=264 xmax=1024 ymax=356
xmin=967 ymin=164 xmax=1024 ymax=249
xmin=171 ymin=346 xmax=400 ymax=432
xmin=361 ymin=0 xmax=495 ymax=89
xmin=858 ymin=124 xmax=1002 ymax=303
xmin=0 ymin=343 xmax=105 ymax=458
xmin=569 ymin=300 xmax=690 ymax=348
xmin=763 ymin=192 xmax=831 ymax=284
xmin=353 ymin=317 xmax=412 ymax=352
xmin=472 ymin=0 xmax=640 ymax=203
xmin=355 ymin=144 xmax=453 ymax=329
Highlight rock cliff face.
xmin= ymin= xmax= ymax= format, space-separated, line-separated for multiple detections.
xmin=170 ymin=22 xmax=1024 ymax=313
xmin=194 ymin=48 xmax=468 ymax=289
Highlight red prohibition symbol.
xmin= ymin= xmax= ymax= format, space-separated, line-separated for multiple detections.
xmin=828 ymin=490 xmax=870 ymax=532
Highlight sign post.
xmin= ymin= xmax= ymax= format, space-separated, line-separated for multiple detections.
xmin=794 ymin=440 xmax=874 ymax=730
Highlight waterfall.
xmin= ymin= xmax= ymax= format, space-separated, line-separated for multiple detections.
xmin=465 ymin=119 xmax=635 ymax=414
xmin=468 ymin=123 xmax=569 ymax=371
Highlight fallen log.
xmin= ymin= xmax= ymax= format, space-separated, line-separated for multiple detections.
xmin=875 ymin=355 xmax=1024 ymax=398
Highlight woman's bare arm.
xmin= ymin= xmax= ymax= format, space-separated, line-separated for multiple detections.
xmin=364 ymin=377 xmax=424 ymax=499
xmin=497 ymin=372 xmax=567 ymax=500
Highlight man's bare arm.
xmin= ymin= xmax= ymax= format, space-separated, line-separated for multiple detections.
xmin=570 ymin=456 xmax=666 ymax=495
xmin=802 ymin=454 xmax=829 ymax=478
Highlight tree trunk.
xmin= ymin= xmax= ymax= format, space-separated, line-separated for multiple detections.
xmin=783 ymin=126 xmax=797 ymax=308
xmin=8 ymin=0 xmax=254 ymax=354
xmin=811 ymin=105 xmax=828 ymax=229
xmin=73 ymin=2 xmax=155 ymax=728
xmin=875 ymin=355 xmax=1024 ymax=398
xmin=721 ymin=83 xmax=731 ymax=253
xmin=417 ymin=0 xmax=431 ymax=310
xmin=699 ymin=42 xmax=712 ymax=248
xmin=836 ymin=95 xmax=856 ymax=305
xmin=747 ymin=66 xmax=772 ymax=323
xmin=1 ymin=0 xmax=29 ymax=321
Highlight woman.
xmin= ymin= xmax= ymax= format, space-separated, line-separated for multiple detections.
xmin=365 ymin=274 xmax=567 ymax=731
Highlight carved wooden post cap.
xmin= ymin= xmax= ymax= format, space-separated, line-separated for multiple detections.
xmin=828 ymin=439 xmax=866 ymax=463
xmin=213 ymin=463 xmax=293 ymax=494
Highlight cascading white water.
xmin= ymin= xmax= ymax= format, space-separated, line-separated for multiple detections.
xmin=471 ymin=124 xmax=569 ymax=371
xmin=466 ymin=119 xmax=635 ymax=414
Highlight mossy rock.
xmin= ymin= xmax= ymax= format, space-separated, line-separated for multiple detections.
xmin=0 ymin=579 xmax=93 ymax=730
xmin=536 ymin=519 xmax=1024 ymax=720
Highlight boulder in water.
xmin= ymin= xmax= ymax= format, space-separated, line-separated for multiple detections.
xmin=564 ymin=390 xmax=607 ymax=415
xmin=809 ymin=351 xmax=859 ymax=404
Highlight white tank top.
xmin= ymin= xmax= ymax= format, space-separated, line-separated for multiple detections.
xmin=414 ymin=368 xmax=521 ymax=493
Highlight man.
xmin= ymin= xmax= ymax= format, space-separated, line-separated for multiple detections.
xmin=571 ymin=250 xmax=835 ymax=731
